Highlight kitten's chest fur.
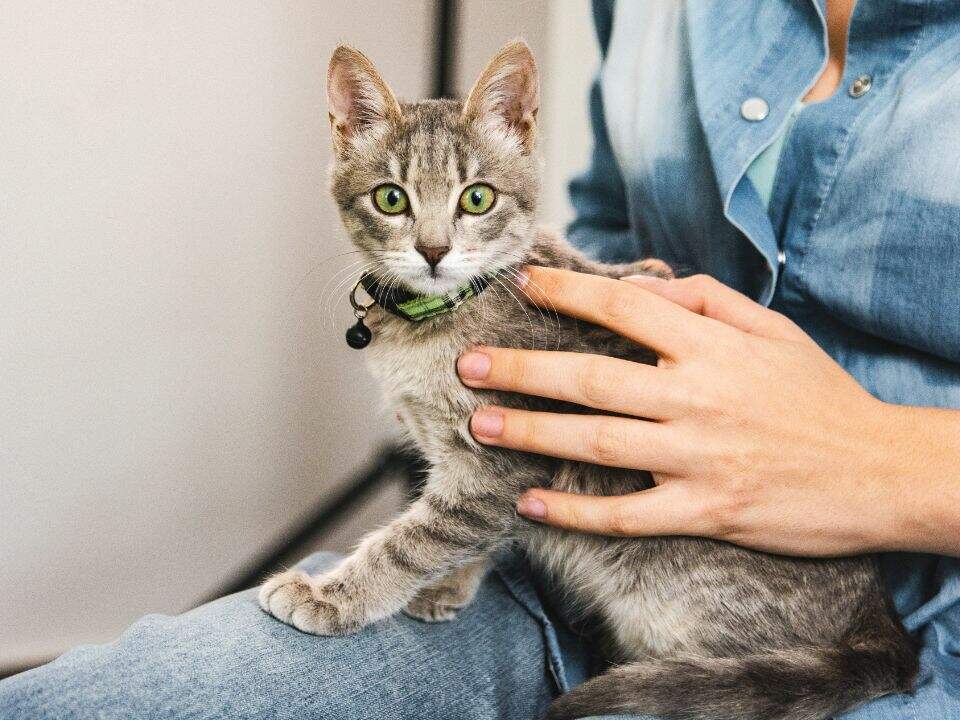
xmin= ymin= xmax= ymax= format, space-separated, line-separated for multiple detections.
xmin=365 ymin=317 xmax=481 ymax=460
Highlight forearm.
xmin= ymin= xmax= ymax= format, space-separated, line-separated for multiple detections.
xmin=874 ymin=403 xmax=960 ymax=556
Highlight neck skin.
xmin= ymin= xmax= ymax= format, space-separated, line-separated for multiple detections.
xmin=804 ymin=0 xmax=856 ymax=103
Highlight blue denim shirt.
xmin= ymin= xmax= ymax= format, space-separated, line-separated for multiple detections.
xmin=568 ymin=0 xmax=960 ymax=702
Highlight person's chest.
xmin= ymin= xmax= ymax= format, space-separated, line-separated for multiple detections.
xmin=600 ymin=0 xmax=960 ymax=405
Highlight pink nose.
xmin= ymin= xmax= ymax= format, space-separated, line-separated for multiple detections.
xmin=416 ymin=244 xmax=450 ymax=268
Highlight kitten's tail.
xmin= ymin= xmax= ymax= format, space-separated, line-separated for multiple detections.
xmin=546 ymin=630 xmax=917 ymax=720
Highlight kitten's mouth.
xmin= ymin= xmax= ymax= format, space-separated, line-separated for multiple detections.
xmin=400 ymin=266 xmax=470 ymax=296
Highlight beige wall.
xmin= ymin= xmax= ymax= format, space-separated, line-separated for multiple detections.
xmin=0 ymin=0 xmax=431 ymax=668
xmin=0 ymin=0 xmax=596 ymax=670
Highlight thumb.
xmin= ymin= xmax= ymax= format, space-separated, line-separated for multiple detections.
xmin=516 ymin=484 xmax=707 ymax=537
xmin=622 ymin=273 xmax=810 ymax=343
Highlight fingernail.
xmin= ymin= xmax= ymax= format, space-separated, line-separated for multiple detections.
xmin=517 ymin=494 xmax=547 ymax=520
xmin=470 ymin=408 xmax=504 ymax=438
xmin=457 ymin=351 xmax=491 ymax=381
xmin=516 ymin=268 xmax=530 ymax=289
xmin=621 ymin=274 xmax=667 ymax=286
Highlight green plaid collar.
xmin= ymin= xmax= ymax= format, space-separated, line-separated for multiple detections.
xmin=359 ymin=273 xmax=491 ymax=322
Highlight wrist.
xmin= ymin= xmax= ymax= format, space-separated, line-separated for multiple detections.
xmin=864 ymin=401 xmax=960 ymax=555
xmin=845 ymin=398 xmax=910 ymax=553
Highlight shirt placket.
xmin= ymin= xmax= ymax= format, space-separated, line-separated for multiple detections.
xmin=768 ymin=0 xmax=928 ymax=319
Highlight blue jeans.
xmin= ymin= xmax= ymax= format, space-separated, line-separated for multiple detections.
xmin=1 ymin=550 xmax=957 ymax=719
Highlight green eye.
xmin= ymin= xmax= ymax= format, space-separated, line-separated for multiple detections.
xmin=372 ymin=184 xmax=409 ymax=214
xmin=459 ymin=184 xmax=496 ymax=215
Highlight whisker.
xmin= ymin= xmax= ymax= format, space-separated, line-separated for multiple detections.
xmin=323 ymin=260 xmax=379 ymax=330
xmin=493 ymin=254 xmax=562 ymax=350
xmin=502 ymin=262 xmax=563 ymax=351
xmin=284 ymin=247 xmax=363 ymax=311
xmin=318 ymin=255 xmax=369 ymax=304
xmin=319 ymin=258 xmax=369 ymax=316
xmin=477 ymin=268 xmax=492 ymax=331
xmin=499 ymin=264 xmax=557 ymax=349
xmin=318 ymin=260 xmax=368 ymax=329
xmin=491 ymin=273 xmax=539 ymax=351
xmin=492 ymin=266 xmax=545 ymax=349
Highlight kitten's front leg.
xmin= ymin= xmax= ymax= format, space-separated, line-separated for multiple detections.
xmin=403 ymin=557 xmax=490 ymax=623
xmin=258 ymin=484 xmax=513 ymax=635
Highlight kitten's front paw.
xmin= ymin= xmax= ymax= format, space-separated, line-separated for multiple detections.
xmin=258 ymin=569 xmax=361 ymax=636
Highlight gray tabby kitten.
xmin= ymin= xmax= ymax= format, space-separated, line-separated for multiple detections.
xmin=259 ymin=41 xmax=917 ymax=720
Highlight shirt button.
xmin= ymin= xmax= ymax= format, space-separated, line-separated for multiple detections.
xmin=849 ymin=74 xmax=873 ymax=98
xmin=740 ymin=97 xmax=769 ymax=121
xmin=777 ymin=249 xmax=786 ymax=268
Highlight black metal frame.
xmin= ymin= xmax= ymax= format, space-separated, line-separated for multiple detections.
xmin=433 ymin=0 xmax=458 ymax=98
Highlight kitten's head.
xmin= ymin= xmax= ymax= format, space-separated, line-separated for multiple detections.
xmin=327 ymin=41 xmax=540 ymax=295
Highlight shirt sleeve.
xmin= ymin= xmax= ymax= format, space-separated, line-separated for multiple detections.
xmin=566 ymin=0 xmax=639 ymax=262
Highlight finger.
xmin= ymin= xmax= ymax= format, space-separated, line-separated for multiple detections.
xmin=457 ymin=347 xmax=684 ymax=419
xmin=621 ymin=273 xmax=810 ymax=343
xmin=520 ymin=266 xmax=713 ymax=359
xmin=516 ymin=484 xmax=711 ymax=537
xmin=469 ymin=406 xmax=683 ymax=474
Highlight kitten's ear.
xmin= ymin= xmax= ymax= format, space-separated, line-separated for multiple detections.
xmin=327 ymin=45 xmax=401 ymax=153
xmin=462 ymin=40 xmax=539 ymax=154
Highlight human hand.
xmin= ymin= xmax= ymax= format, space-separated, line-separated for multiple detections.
xmin=457 ymin=267 xmax=915 ymax=557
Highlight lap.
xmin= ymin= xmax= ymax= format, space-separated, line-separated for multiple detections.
xmin=4 ymin=549 xmax=956 ymax=720
xmin=0 ymin=552 xmax=559 ymax=720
